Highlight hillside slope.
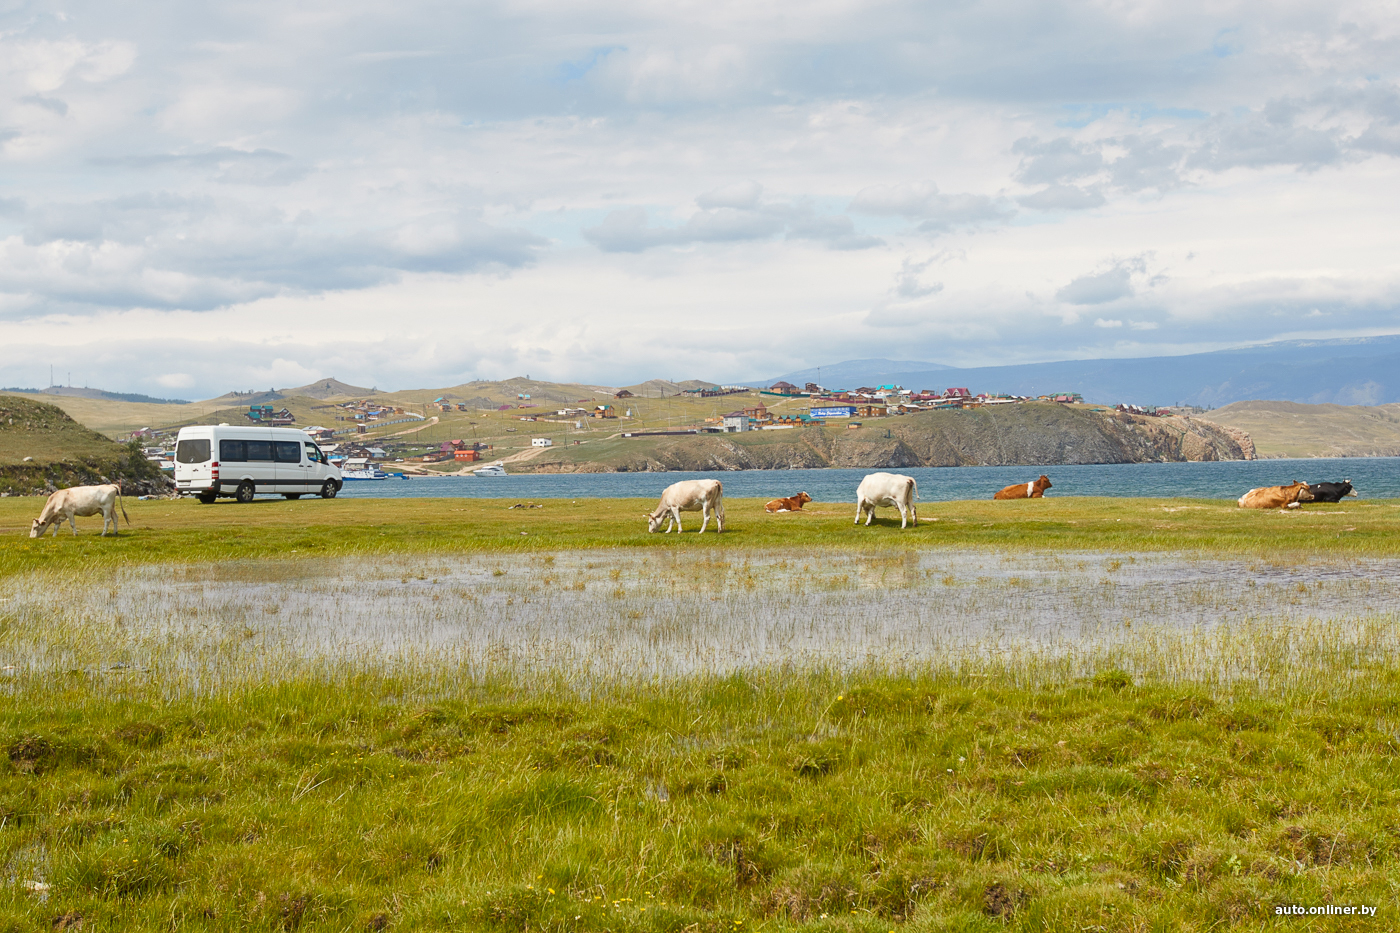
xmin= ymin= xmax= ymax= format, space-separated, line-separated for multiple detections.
xmin=1208 ymin=400 xmax=1400 ymax=459
xmin=0 ymin=395 xmax=171 ymax=496
xmin=521 ymin=403 xmax=1253 ymax=472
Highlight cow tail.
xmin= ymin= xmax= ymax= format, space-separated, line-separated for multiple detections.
xmin=912 ymin=478 xmax=920 ymax=501
xmin=119 ymin=487 xmax=131 ymax=527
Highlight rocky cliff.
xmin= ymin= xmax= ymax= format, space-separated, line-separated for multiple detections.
xmin=524 ymin=403 xmax=1254 ymax=473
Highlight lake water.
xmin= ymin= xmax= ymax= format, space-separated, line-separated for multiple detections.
xmin=338 ymin=456 xmax=1400 ymax=502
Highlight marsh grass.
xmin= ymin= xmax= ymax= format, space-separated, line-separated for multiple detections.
xmin=3 ymin=497 xmax=1400 ymax=930
xmin=1 ymin=658 xmax=1397 ymax=930
xmin=2 ymin=547 xmax=1400 ymax=930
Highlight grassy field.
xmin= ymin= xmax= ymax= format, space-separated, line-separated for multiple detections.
xmin=1 ymin=643 xmax=1397 ymax=930
xmin=1209 ymin=401 xmax=1400 ymax=459
xmin=0 ymin=396 xmax=134 ymax=467
xmin=4 ymin=496 xmax=1399 ymax=930
xmin=3 ymin=494 xmax=1398 ymax=578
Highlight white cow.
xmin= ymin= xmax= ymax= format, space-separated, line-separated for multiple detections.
xmin=646 ymin=479 xmax=725 ymax=533
xmin=854 ymin=472 xmax=919 ymax=528
xmin=29 ymin=484 xmax=130 ymax=538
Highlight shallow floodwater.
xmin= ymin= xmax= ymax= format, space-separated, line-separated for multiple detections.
xmin=7 ymin=549 xmax=1400 ymax=683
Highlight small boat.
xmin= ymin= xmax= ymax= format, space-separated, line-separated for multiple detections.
xmin=473 ymin=463 xmax=508 ymax=476
xmin=340 ymin=457 xmax=392 ymax=481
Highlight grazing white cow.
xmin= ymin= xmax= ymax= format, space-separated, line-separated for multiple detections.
xmin=29 ymin=484 xmax=130 ymax=538
xmin=646 ymin=479 xmax=725 ymax=533
xmin=854 ymin=472 xmax=919 ymax=529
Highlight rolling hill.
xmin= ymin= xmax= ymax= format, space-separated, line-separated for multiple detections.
xmin=0 ymin=395 xmax=170 ymax=496
xmin=1207 ymin=401 xmax=1400 ymax=459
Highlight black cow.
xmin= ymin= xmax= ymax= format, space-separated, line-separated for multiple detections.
xmin=1308 ymin=480 xmax=1357 ymax=503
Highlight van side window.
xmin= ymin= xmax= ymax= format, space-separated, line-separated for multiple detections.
xmin=176 ymin=439 xmax=211 ymax=463
xmin=304 ymin=443 xmax=322 ymax=463
xmin=246 ymin=441 xmax=272 ymax=461
xmin=220 ymin=440 xmax=246 ymax=461
xmin=274 ymin=441 xmax=302 ymax=463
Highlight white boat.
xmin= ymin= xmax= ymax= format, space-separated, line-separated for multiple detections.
xmin=340 ymin=457 xmax=391 ymax=480
xmin=473 ymin=463 xmax=508 ymax=476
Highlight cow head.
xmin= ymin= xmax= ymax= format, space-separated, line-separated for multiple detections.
xmin=29 ymin=517 xmax=51 ymax=539
xmin=1036 ymin=475 xmax=1052 ymax=491
xmin=797 ymin=492 xmax=813 ymax=505
xmin=1289 ymin=481 xmax=1315 ymax=503
xmin=645 ymin=512 xmax=663 ymax=533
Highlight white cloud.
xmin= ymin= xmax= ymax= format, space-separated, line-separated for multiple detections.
xmin=1 ymin=0 xmax=1399 ymax=395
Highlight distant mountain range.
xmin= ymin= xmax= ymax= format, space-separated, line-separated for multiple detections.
xmin=0 ymin=386 xmax=191 ymax=405
xmin=752 ymin=336 xmax=1400 ymax=407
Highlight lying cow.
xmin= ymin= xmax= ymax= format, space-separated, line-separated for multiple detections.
xmin=1238 ymin=481 xmax=1315 ymax=509
xmin=1308 ymin=480 xmax=1357 ymax=503
xmin=993 ymin=475 xmax=1053 ymax=500
xmin=30 ymin=483 xmax=130 ymax=537
xmin=765 ymin=491 xmax=813 ymax=513
xmin=854 ymin=472 xmax=919 ymax=528
xmin=646 ymin=479 xmax=725 ymax=533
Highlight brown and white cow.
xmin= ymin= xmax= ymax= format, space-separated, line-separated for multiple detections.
xmin=764 ymin=491 xmax=812 ymax=513
xmin=1238 ymin=481 xmax=1315 ymax=509
xmin=30 ymin=484 xmax=130 ymax=537
xmin=993 ymin=475 xmax=1053 ymax=500
xmin=646 ymin=479 xmax=725 ymax=533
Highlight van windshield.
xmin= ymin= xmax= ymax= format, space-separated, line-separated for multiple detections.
xmin=176 ymin=439 xmax=211 ymax=464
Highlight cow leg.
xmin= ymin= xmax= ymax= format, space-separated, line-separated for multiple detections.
xmin=68 ymin=515 xmax=78 ymax=536
xmin=865 ymin=504 xmax=874 ymax=526
xmin=698 ymin=504 xmax=710 ymax=534
xmin=669 ymin=508 xmax=681 ymax=533
xmin=854 ymin=502 xmax=863 ymax=525
xmin=898 ymin=504 xmax=907 ymax=529
xmin=101 ymin=512 xmax=110 ymax=536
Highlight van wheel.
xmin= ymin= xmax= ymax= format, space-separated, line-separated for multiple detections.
xmin=320 ymin=481 xmax=338 ymax=499
xmin=283 ymin=494 xmax=302 ymax=500
xmin=197 ymin=493 xmax=216 ymax=504
xmin=235 ymin=482 xmax=256 ymax=503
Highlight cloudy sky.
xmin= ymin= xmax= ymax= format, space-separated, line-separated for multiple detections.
xmin=2 ymin=0 xmax=1399 ymax=397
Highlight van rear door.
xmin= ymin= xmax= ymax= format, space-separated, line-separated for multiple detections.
xmin=174 ymin=434 xmax=213 ymax=492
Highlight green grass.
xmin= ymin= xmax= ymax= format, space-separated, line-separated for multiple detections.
xmin=1 ymin=667 xmax=1396 ymax=931
xmin=3 ymin=495 xmax=1398 ymax=579
xmin=0 ymin=396 xmax=132 ymax=466
xmin=4 ymin=495 xmax=1399 ymax=929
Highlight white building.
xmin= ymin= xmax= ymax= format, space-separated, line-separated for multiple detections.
xmin=722 ymin=413 xmax=748 ymax=433
xmin=531 ymin=437 xmax=553 ymax=447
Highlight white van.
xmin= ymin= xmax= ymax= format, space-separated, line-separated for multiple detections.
xmin=174 ymin=425 xmax=343 ymax=504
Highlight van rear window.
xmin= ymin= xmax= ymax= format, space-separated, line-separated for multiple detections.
xmin=176 ymin=439 xmax=210 ymax=464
